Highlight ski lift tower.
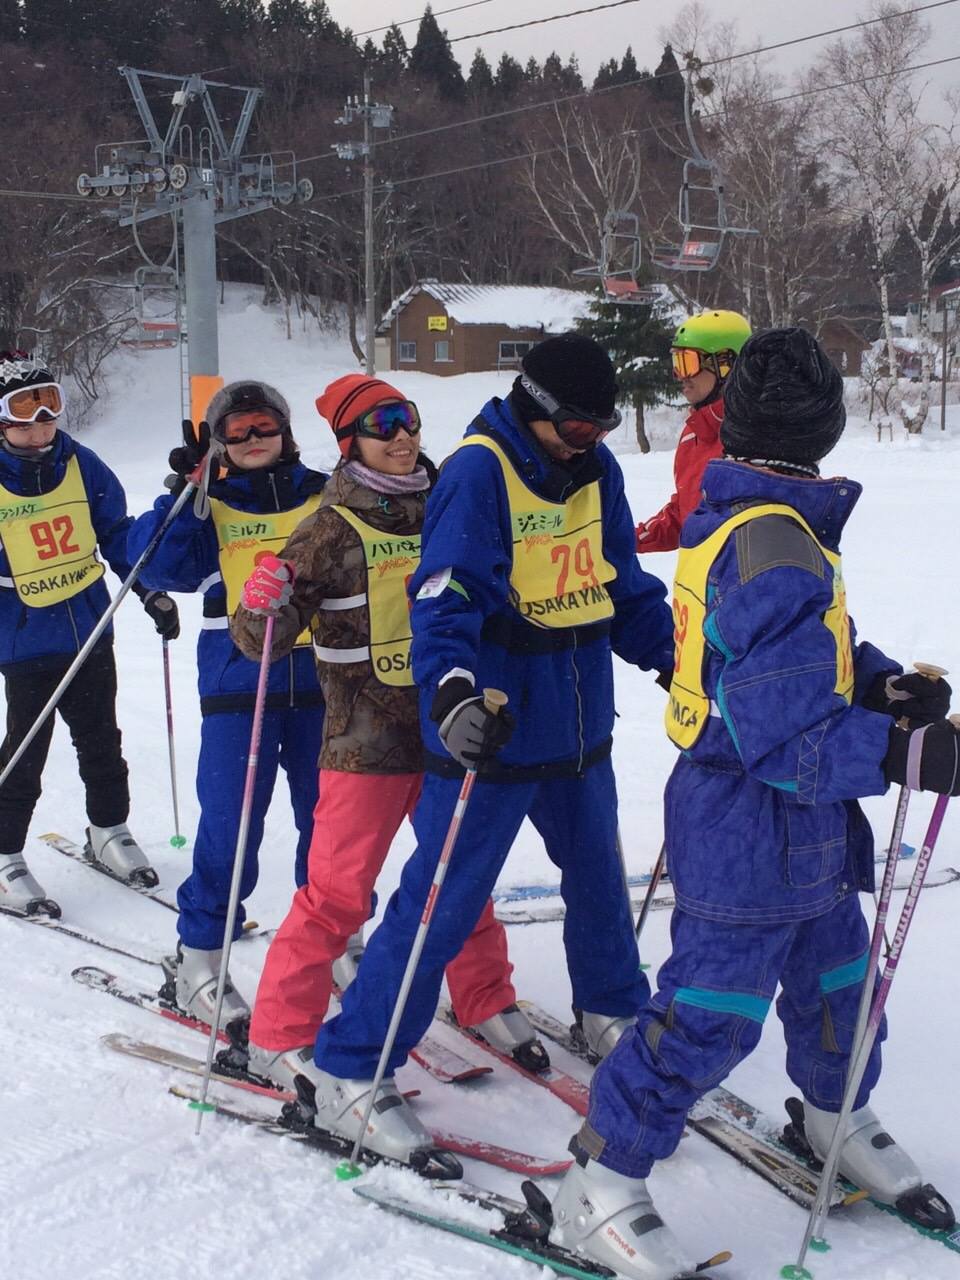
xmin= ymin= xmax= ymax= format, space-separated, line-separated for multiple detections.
xmin=76 ymin=67 xmax=314 ymax=424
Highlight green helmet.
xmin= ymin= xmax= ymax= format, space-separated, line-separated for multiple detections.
xmin=673 ymin=310 xmax=751 ymax=355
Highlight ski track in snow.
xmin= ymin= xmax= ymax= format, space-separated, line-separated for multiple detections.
xmin=1 ymin=287 xmax=958 ymax=1279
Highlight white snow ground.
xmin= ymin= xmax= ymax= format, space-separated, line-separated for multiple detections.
xmin=2 ymin=287 xmax=958 ymax=1280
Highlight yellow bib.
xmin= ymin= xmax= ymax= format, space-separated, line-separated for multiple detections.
xmin=0 ymin=455 xmax=104 ymax=607
xmin=458 ymin=435 xmax=616 ymax=629
xmin=329 ymin=506 xmax=420 ymax=687
xmin=666 ymin=503 xmax=854 ymax=750
xmin=209 ymin=493 xmax=321 ymax=648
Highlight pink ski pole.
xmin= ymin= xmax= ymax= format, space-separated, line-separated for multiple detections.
xmin=191 ymin=615 xmax=276 ymax=1134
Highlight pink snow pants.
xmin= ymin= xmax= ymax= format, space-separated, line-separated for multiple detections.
xmin=250 ymin=770 xmax=516 ymax=1049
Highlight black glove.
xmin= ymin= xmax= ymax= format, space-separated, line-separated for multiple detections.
xmin=166 ymin=419 xmax=211 ymax=492
xmin=884 ymin=721 xmax=960 ymax=795
xmin=865 ymin=670 xmax=952 ymax=727
xmin=430 ymin=677 xmax=514 ymax=770
xmin=142 ymin=590 xmax=180 ymax=640
xmin=655 ymin=668 xmax=673 ymax=693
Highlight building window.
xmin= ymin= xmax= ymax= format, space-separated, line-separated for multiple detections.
xmin=498 ymin=340 xmax=533 ymax=363
xmin=398 ymin=340 xmax=417 ymax=362
xmin=434 ymin=340 xmax=452 ymax=362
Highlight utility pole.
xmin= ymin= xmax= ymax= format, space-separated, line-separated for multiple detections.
xmin=940 ymin=293 xmax=957 ymax=432
xmin=76 ymin=68 xmax=313 ymax=425
xmin=334 ymin=75 xmax=394 ymax=375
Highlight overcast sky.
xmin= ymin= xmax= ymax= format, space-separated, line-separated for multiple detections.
xmin=326 ymin=0 xmax=960 ymax=95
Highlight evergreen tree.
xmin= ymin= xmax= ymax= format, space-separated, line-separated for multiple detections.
xmin=619 ymin=46 xmax=638 ymax=84
xmin=221 ymin=0 xmax=263 ymax=38
xmin=652 ymin=43 xmax=684 ymax=105
xmin=0 ymin=0 xmax=21 ymax=42
xmin=524 ymin=55 xmax=540 ymax=85
xmin=409 ymin=5 xmax=465 ymax=99
xmin=577 ymin=293 xmax=675 ymax=452
xmin=466 ymin=47 xmax=493 ymax=95
xmin=593 ymin=57 xmax=618 ymax=90
xmin=269 ymin=0 xmax=311 ymax=33
xmin=380 ymin=23 xmax=408 ymax=78
xmin=562 ymin=54 xmax=583 ymax=91
xmin=494 ymin=51 xmax=524 ymax=97
xmin=541 ymin=51 xmax=565 ymax=89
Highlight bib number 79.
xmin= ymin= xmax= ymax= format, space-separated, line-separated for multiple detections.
xmin=31 ymin=515 xmax=79 ymax=561
xmin=552 ymin=537 xmax=598 ymax=596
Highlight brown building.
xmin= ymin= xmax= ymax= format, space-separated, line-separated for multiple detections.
xmin=375 ymin=280 xmax=593 ymax=377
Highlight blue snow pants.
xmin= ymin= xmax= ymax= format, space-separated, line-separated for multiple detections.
xmin=582 ymin=892 xmax=885 ymax=1178
xmin=176 ymin=706 xmax=322 ymax=950
xmin=314 ymin=756 xmax=647 ymax=1078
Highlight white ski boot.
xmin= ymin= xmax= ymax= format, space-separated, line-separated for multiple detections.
xmin=331 ymin=925 xmax=365 ymax=993
xmin=788 ymin=1097 xmax=956 ymax=1229
xmin=0 ymin=851 xmax=60 ymax=918
xmin=551 ymin=1148 xmax=698 ymax=1279
xmin=575 ymin=1009 xmax=636 ymax=1061
xmin=159 ymin=943 xmax=251 ymax=1030
xmin=85 ymin=823 xmax=157 ymax=887
xmin=247 ymin=1041 xmax=317 ymax=1092
xmin=469 ymin=1002 xmax=551 ymax=1072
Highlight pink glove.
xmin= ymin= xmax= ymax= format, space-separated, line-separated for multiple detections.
xmin=242 ymin=554 xmax=295 ymax=614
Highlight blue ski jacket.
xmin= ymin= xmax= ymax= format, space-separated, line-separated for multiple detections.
xmin=409 ymin=395 xmax=675 ymax=779
xmin=128 ymin=462 xmax=327 ymax=715
xmin=0 ymin=432 xmax=136 ymax=671
xmin=666 ymin=458 xmax=901 ymax=924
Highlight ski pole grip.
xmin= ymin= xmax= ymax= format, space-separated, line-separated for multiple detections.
xmin=482 ymin=688 xmax=508 ymax=716
xmin=914 ymin=662 xmax=948 ymax=681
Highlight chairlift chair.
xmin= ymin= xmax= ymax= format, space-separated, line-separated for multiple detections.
xmin=122 ymin=265 xmax=180 ymax=350
xmin=574 ymin=210 xmax=661 ymax=306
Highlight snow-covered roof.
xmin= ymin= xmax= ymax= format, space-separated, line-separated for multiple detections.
xmin=379 ymin=280 xmax=593 ymax=333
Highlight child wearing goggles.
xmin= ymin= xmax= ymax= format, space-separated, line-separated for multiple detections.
xmin=635 ymin=309 xmax=751 ymax=553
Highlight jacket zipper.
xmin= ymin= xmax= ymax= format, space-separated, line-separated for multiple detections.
xmin=572 ymin=629 xmax=585 ymax=774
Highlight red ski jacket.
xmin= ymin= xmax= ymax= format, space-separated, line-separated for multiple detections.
xmin=635 ymin=396 xmax=725 ymax=552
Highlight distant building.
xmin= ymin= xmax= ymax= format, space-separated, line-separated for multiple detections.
xmin=375 ymin=280 xmax=593 ymax=376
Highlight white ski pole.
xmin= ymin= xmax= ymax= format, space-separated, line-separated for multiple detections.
xmin=162 ymin=637 xmax=186 ymax=848
xmin=336 ymin=688 xmax=508 ymax=1179
xmin=0 ymin=475 xmax=203 ymax=794
xmin=191 ymin=615 xmax=276 ymax=1134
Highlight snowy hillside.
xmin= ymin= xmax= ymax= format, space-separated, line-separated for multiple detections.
xmin=2 ymin=287 xmax=959 ymax=1280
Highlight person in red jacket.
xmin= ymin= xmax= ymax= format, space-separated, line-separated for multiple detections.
xmin=635 ymin=309 xmax=751 ymax=552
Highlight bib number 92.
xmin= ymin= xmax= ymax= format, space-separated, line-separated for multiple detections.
xmin=30 ymin=515 xmax=79 ymax=561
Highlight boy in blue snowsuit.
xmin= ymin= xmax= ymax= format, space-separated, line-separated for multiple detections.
xmin=128 ymin=381 xmax=326 ymax=1028
xmin=549 ymin=328 xmax=959 ymax=1280
xmin=289 ymin=335 xmax=675 ymax=1166
xmin=0 ymin=352 xmax=178 ymax=920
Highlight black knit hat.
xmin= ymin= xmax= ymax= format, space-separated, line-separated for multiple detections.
xmin=512 ymin=333 xmax=618 ymax=423
xmin=720 ymin=328 xmax=845 ymax=467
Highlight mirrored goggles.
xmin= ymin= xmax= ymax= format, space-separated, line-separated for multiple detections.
xmin=670 ymin=348 xmax=733 ymax=381
xmin=0 ymin=381 xmax=65 ymax=424
xmin=216 ymin=417 xmax=286 ymax=445
xmin=519 ymin=374 xmax=620 ymax=447
xmin=348 ymin=401 xmax=422 ymax=442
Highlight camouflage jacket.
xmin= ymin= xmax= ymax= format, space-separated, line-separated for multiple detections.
xmin=231 ymin=463 xmax=429 ymax=774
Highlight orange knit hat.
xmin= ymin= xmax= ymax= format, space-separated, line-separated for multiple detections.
xmin=316 ymin=373 xmax=406 ymax=458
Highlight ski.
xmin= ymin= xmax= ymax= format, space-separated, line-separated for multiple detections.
xmin=0 ymin=908 xmax=158 ymax=965
xmin=77 ymin=965 xmax=493 ymax=1088
xmin=39 ymin=831 xmax=177 ymax=911
xmin=103 ymin=1033 xmax=568 ymax=1176
xmin=519 ymin=1002 xmax=850 ymax=1212
xmin=353 ymin=1183 xmax=731 ymax=1279
xmin=494 ymin=869 xmax=664 ymax=905
xmin=498 ymin=866 xmax=960 ymax=926
xmin=435 ymin=1000 xmax=590 ymax=1116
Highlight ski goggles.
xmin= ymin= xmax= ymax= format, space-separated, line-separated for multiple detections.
xmin=670 ymin=348 xmax=733 ymax=381
xmin=0 ymin=381 xmax=65 ymax=424
xmin=340 ymin=400 xmax=422 ymax=444
xmin=519 ymin=374 xmax=620 ymax=447
xmin=215 ymin=414 xmax=287 ymax=445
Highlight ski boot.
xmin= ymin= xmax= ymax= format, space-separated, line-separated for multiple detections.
xmin=84 ymin=823 xmax=158 ymax=888
xmin=469 ymin=1002 xmax=551 ymax=1073
xmin=247 ymin=1040 xmax=317 ymax=1092
xmin=331 ymin=925 xmax=365 ymax=993
xmin=784 ymin=1096 xmax=956 ymax=1230
xmin=158 ymin=942 xmax=251 ymax=1032
xmin=277 ymin=1053 xmax=462 ymax=1177
xmin=0 ymin=851 xmax=60 ymax=919
xmin=551 ymin=1140 xmax=699 ymax=1279
xmin=573 ymin=1008 xmax=636 ymax=1062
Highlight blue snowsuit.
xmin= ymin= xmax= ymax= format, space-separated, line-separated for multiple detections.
xmin=0 ymin=431 xmax=142 ymax=851
xmin=128 ymin=461 xmax=327 ymax=949
xmin=314 ymin=395 xmax=675 ymax=1078
xmin=584 ymin=459 xmax=902 ymax=1178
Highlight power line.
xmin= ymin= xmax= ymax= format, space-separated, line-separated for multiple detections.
xmin=292 ymin=0 xmax=959 ymax=168
xmin=449 ymin=0 xmax=642 ymax=44
xmin=304 ymin=50 xmax=960 ymax=206
xmin=355 ymin=0 xmax=502 ymax=39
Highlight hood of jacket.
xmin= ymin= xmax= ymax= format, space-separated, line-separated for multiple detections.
xmin=208 ymin=458 xmax=325 ymax=513
xmin=469 ymin=395 xmax=605 ymax=504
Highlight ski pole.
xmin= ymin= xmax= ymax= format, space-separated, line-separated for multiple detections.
xmin=336 ymin=689 xmax=508 ymax=1179
xmin=635 ymin=841 xmax=667 ymax=941
xmin=784 ymin=779 xmax=954 ymax=1279
xmin=162 ymin=637 xmax=186 ymax=848
xmin=191 ymin=614 xmax=277 ymax=1135
xmin=0 ymin=475 xmax=203 ymax=795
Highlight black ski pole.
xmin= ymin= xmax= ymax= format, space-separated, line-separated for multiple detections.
xmin=635 ymin=842 xmax=667 ymax=941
